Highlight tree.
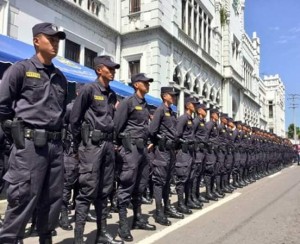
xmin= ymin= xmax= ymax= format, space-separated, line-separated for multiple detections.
xmin=287 ymin=123 xmax=300 ymax=139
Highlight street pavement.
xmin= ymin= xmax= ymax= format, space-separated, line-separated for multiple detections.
xmin=1 ymin=164 xmax=299 ymax=244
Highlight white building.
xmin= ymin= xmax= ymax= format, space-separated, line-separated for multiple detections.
xmin=0 ymin=0 xmax=286 ymax=135
xmin=263 ymin=74 xmax=285 ymax=137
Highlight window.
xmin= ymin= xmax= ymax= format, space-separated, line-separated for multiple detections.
xmin=129 ymin=60 xmax=140 ymax=77
xmin=269 ymin=128 xmax=274 ymax=133
xmin=84 ymin=48 xmax=97 ymax=69
xmin=130 ymin=0 xmax=140 ymax=13
xmin=65 ymin=39 xmax=80 ymax=63
xmin=269 ymin=101 xmax=273 ymax=118
xmin=182 ymin=0 xmax=186 ymax=30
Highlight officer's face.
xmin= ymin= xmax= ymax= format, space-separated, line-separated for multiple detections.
xmin=163 ymin=93 xmax=175 ymax=104
xmin=198 ymin=108 xmax=207 ymax=117
xmin=98 ymin=65 xmax=115 ymax=81
xmin=34 ymin=34 xmax=60 ymax=58
xmin=211 ymin=112 xmax=219 ymax=121
xmin=135 ymin=81 xmax=150 ymax=94
xmin=221 ymin=117 xmax=227 ymax=124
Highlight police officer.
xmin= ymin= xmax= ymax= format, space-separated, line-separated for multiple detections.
xmin=70 ymin=56 xmax=123 ymax=244
xmin=175 ymin=97 xmax=199 ymax=214
xmin=0 ymin=22 xmax=67 ymax=244
xmin=193 ymin=103 xmax=210 ymax=204
xmin=114 ymin=73 xmax=156 ymax=242
xmin=149 ymin=87 xmax=183 ymax=226
xmin=204 ymin=108 xmax=222 ymax=201
xmin=59 ymin=83 xmax=84 ymax=231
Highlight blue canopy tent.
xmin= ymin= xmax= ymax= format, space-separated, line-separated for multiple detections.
xmin=0 ymin=34 xmax=176 ymax=110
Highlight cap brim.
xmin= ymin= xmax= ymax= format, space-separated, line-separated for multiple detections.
xmin=43 ymin=30 xmax=66 ymax=40
xmin=105 ymin=61 xmax=120 ymax=69
xmin=168 ymin=91 xmax=178 ymax=95
xmin=137 ymin=78 xmax=154 ymax=83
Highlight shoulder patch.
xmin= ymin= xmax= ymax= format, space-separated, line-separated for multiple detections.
xmin=26 ymin=71 xmax=40 ymax=79
xmin=135 ymin=106 xmax=143 ymax=111
xmin=165 ymin=112 xmax=171 ymax=117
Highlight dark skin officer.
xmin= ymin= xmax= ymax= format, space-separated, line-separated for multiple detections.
xmin=0 ymin=22 xmax=67 ymax=244
xmin=70 ymin=56 xmax=123 ymax=244
xmin=114 ymin=73 xmax=156 ymax=242
xmin=149 ymin=87 xmax=183 ymax=226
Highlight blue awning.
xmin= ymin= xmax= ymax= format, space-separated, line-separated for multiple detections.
xmin=0 ymin=34 xmax=176 ymax=110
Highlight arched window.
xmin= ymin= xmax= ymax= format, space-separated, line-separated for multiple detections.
xmin=173 ymin=67 xmax=181 ymax=85
xmin=184 ymin=73 xmax=191 ymax=90
xmin=209 ymin=89 xmax=215 ymax=101
xmin=193 ymin=79 xmax=200 ymax=94
xmin=216 ymin=91 xmax=220 ymax=104
xmin=202 ymin=84 xmax=208 ymax=98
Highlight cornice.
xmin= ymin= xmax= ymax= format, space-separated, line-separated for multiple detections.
xmin=35 ymin=0 xmax=120 ymax=38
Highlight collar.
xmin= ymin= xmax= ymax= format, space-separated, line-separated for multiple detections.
xmin=30 ymin=55 xmax=53 ymax=70
xmin=134 ymin=93 xmax=145 ymax=104
xmin=96 ymin=79 xmax=111 ymax=93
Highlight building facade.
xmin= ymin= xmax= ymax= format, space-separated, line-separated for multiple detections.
xmin=0 ymin=0 xmax=286 ymax=134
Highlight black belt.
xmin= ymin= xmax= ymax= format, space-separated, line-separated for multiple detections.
xmin=24 ymin=128 xmax=62 ymax=141
xmin=89 ymin=130 xmax=114 ymax=141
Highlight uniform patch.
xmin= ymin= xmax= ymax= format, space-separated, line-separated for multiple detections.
xmin=135 ymin=106 xmax=143 ymax=111
xmin=94 ymin=95 xmax=105 ymax=101
xmin=187 ymin=121 xmax=192 ymax=125
xmin=200 ymin=123 xmax=205 ymax=126
xmin=165 ymin=112 xmax=171 ymax=117
xmin=26 ymin=72 xmax=41 ymax=79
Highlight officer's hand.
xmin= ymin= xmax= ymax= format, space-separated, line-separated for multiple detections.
xmin=147 ymin=143 xmax=154 ymax=152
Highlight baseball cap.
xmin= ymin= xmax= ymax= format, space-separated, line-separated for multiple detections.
xmin=195 ymin=103 xmax=209 ymax=110
xmin=161 ymin=87 xmax=178 ymax=95
xmin=32 ymin=22 xmax=66 ymax=39
xmin=131 ymin=73 xmax=154 ymax=84
xmin=93 ymin=55 xmax=120 ymax=69
xmin=184 ymin=97 xmax=199 ymax=106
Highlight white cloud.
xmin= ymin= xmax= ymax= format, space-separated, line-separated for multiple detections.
xmin=289 ymin=26 xmax=300 ymax=33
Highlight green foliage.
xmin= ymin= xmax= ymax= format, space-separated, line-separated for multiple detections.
xmin=287 ymin=123 xmax=300 ymax=139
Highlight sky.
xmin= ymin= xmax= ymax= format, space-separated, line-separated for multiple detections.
xmin=244 ymin=0 xmax=300 ymax=131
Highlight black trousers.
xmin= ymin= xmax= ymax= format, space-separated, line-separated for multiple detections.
xmin=151 ymin=147 xmax=175 ymax=206
xmin=117 ymin=145 xmax=149 ymax=211
xmin=75 ymin=141 xmax=115 ymax=226
xmin=0 ymin=139 xmax=64 ymax=242
xmin=175 ymin=149 xmax=193 ymax=195
xmin=62 ymin=148 xmax=79 ymax=208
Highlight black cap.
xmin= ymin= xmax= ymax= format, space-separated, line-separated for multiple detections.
xmin=131 ymin=73 xmax=154 ymax=84
xmin=227 ymin=117 xmax=234 ymax=123
xmin=161 ymin=87 xmax=178 ymax=95
xmin=210 ymin=108 xmax=219 ymax=115
xmin=220 ymin=112 xmax=228 ymax=118
xmin=184 ymin=97 xmax=199 ymax=106
xmin=195 ymin=103 xmax=209 ymax=110
xmin=94 ymin=55 xmax=120 ymax=69
xmin=32 ymin=22 xmax=66 ymax=39
xmin=234 ymin=120 xmax=242 ymax=126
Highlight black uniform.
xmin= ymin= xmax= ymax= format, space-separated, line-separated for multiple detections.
xmin=175 ymin=113 xmax=194 ymax=208
xmin=70 ymin=81 xmax=117 ymax=227
xmin=114 ymin=94 xmax=150 ymax=212
xmin=149 ymin=103 xmax=177 ymax=209
xmin=0 ymin=55 xmax=67 ymax=242
xmin=62 ymin=101 xmax=80 ymax=212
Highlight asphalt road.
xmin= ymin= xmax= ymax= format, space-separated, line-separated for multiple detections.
xmin=15 ymin=164 xmax=300 ymax=244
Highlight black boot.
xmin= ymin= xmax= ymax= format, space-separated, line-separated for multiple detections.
xmin=95 ymin=219 xmax=123 ymax=244
xmin=191 ymin=180 xmax=204 ymax=207
xmin=118 ymin=210 xmax=133 ymax=242
xmin=154 ymin=204 xmax=171 ymax=226
xmin=86 ymin=211 xmax=97 ymax=222
xmin=215 ymin=175 xmax=225 ymax=197
xmin=222 ymin=175 xmax=233 ymax=193
xmin=177 ymin=193 xmax=193 ymax=214
xmin=74 ymin=225 xmax=85 ymax=244
xmin=204 ymin=176 xmax=218 ymax=201
xmin=186 ymin=184 xmax=202 ymax=209
xmin=232 ymin=173 xmax=242 ymax=188
xmin=164 ymin=203 xmax=184 ymax=219
xmin=39 ymin=234 xmax=52 ymax=244
xmin=238 ymin=169 xmax=247 ymax=187
xmin=132 ymin=206 xmax=156 ymax=231
xmin=59 ymin=207 xmax=73 ymax=231
xmin=211 ymin=177 xmax=223 ymax=199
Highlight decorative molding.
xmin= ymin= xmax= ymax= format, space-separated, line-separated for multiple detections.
xmin=36 ymin=0 xmax=119 ymax=39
